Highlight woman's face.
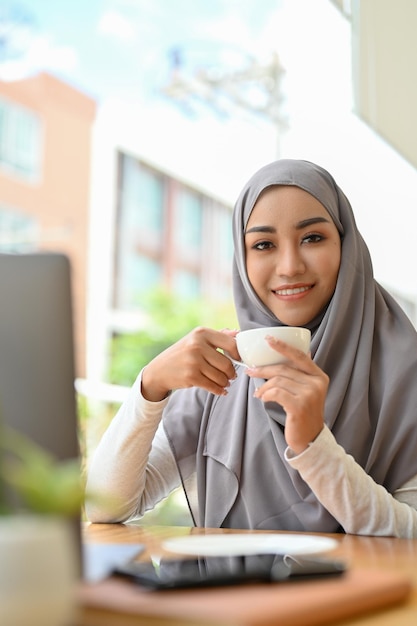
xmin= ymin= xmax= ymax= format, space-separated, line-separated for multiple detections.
xmin=244 ymin=185 xmax=341 ymax=327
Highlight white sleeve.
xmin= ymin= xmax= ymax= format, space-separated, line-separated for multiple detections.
xmin=285 ymin=425 xmax=417 ymax=538
xmin=85 ymin=372 xmax=180 ymax=523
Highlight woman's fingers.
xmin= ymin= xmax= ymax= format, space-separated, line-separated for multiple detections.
xmin=142 ymin=327 xmax=238 ymax=400
xmin=245 ymin=337 xmax=328 ymax=454
xmin=265 ymin=336 xmax=315 ymax=371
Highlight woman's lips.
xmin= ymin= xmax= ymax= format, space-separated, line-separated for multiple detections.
xmin=273 ymin=285 xmax=312 ymax=297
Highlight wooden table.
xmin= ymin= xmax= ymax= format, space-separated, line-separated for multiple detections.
xmin=77 ymin=523 xmax=417 ymax=625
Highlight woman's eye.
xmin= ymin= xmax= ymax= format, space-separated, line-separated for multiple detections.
xmin=302 ymin=233 xmax=324 ymax=244
xmin=253 ymin=240 xmax=274 ymax=251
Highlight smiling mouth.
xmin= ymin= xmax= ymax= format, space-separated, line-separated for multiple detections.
xmin=273 ymin=285 xmax=312 ymax=296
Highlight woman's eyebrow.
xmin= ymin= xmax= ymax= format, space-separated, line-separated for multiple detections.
xmin=296 ymin=216 xmax=331 ymax=229
xmin=245 ymin=225 xmax=276 ymax=235
xmin=245 ymin=217 xmax=330 ymax=235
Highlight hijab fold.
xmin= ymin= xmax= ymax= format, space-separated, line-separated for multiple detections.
xmin=164 ymin=159 xmax=417 ymax=531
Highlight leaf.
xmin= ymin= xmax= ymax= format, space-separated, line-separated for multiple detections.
xmin=0 ymin=425 xmax=83 ymax=516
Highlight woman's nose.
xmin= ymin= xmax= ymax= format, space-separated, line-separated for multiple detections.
xmin=276 ymin=246 xmax=305 ymax=277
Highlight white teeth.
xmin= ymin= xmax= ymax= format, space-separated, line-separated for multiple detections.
xmin=275 ymin=286 xmax=310 ymax=296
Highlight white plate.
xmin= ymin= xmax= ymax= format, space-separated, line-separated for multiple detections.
xmin=162 ymin=533 xmax=338 ymax=557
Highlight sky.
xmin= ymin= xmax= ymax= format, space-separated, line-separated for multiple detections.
xmin=0 ymin=0 xmax=354 ymax=186
xmin=1 ymin=0 xmax=289 ymax=102
xmin=0 ymin=0 xmax=355 ymax=167
xmin=0 ymin=0 xmax=353 ymax=125
xmin=0 ymin=0 xmax=352 ymax=178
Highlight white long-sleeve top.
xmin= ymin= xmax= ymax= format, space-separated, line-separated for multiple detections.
xmin=86 ymin=373 xmax=417 ymax=537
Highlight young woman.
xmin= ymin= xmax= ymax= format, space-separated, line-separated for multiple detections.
xmin=86 ymin=159 xmax=417 ymax=537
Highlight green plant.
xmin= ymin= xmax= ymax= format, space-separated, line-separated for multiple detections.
xmin=0 ymin=425 xmax=84 ymax=516
xmin=109 ymin=289 xmax=237 ymax=386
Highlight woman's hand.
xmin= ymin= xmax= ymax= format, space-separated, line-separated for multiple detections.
xmin=141 ymin=327 xmax=240 ymax=402
xmin=246 ymin=336 xmax=328 ymax=455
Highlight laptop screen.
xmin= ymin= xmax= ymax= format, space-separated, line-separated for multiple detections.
xmin=0 ymin=252 xmax=79 ymax=461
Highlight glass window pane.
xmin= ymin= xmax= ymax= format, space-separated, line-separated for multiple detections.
xmin=115 ymin=156 xmax=166 ymax=309
xmin=0 ymin=207 xmax=39 ymax=251
xmin=175 ymin=188 xmax=202 ymax=256
xmin=216 ymin=206 xmax=233 ymax=263
xmin=116 ymin=253 xmax=162 ymax=309
xmin=122 ymin=156 xmax=164 ymax=236
xmin=0 ymin=98 xmax=41 ymax=180
xmin=173 ymin=270 xmax=200 ymax=299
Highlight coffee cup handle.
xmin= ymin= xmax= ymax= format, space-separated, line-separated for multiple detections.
xmin=223 ymin=350 xmax=247 ymax=369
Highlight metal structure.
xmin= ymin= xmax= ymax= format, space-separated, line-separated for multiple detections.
xmin=161 ymin=47 xmax=287 ymax=156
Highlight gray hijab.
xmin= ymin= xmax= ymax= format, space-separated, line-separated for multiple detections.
xmin=163 ymin=159 xmax=417 ymax=532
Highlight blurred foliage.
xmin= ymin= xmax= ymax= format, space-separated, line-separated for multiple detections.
xmin=108 ymin=288 xmax=237 ymax=386
xmin=0 ymin=425 xmax=83 ymax=516
xmin=82 ymin=288 xmax=237 ymax=525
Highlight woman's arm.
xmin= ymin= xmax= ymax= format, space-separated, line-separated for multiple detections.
xmin=246 ymin=338 xmax=417 ymax=537
xmin=86 ymin=327 xmax=239 ymax=523
xmin=85 ymin=373 xmax=179 ymax=523
xmin=286 ymin=425 xmax=417 ymax=538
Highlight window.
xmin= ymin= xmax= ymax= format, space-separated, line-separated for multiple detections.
xmin=0 ymin=207 xmax=39 ymax=251
xmin=115 ymin=155 xmax=166 ymax=308
xmin=215 ymin=204 xmax=234 ymax=264
xmin=0 ymin=98 xmax=42 ymax=181
xmin=115 ymin=253 xmax=162 ymax=309
xmin=114 ymin=153 xmax=233 ymax=315
xmin=173 ymin=269 xmax=200 ymax=299
xmin=121 ymin=156 xmax=164 ymax=242
xmin=174 ymin=188 xmax=203 ymax=261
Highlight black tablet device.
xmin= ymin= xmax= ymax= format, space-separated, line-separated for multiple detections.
xmin=114 ymin=553 xmax=346 ymax=590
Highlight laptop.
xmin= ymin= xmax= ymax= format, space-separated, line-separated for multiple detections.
xmin=0 ymin=252 xmax=83 ymax=567
xmin=0 ymin=252 xmax=79 ymax=460
xmin=0 ymin=252 xmax=143 ymax=581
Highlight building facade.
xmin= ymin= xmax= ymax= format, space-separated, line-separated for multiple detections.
xmin=114 ymin=151 xmax=233 ymax=310
xmin=0 ymin=72 xmax=96 ymax=376
xmin=0 ymin=72 xmax=236 ymax=385
xmin=87 ymin=142 xmax=234 ymax=384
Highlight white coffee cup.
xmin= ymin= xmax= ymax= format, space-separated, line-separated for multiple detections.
xmin=236 ymin=326 xmax=311 ymax=367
